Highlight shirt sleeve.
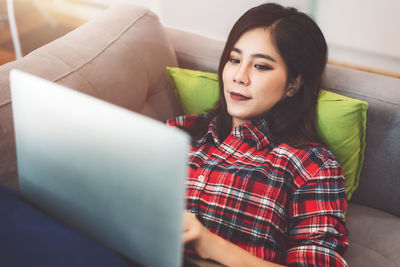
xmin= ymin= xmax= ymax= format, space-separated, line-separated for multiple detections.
xmin=285 ymin=161 xmax=349 ymax=267
xmin=166 ymin=114 xmax=201 ymax=128
xmin=166 ymin=114 xmax=211 ymax=132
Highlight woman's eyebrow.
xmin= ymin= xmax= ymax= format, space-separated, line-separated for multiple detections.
xmin=232 ymin=47 xmax=276 ymax=62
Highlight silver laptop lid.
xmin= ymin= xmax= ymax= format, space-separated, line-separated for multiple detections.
xmin=10 ymin=69 xmax=189 ymax=267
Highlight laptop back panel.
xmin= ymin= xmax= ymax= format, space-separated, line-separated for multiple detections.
xmin=10 ymin=70 xmax=189 ymax=267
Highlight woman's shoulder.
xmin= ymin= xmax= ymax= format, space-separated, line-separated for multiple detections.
xmin=275 ymin=142 xmax=337 ymax=161
xmin=272 ymin=142 xmax=343 ymax=186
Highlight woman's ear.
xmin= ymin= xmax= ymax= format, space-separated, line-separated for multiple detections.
xmin=286 ymin=76 xmax=303 ymax=97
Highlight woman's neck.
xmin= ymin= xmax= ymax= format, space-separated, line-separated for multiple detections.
xmin=232 ymin=117 xmax=250 ymax=127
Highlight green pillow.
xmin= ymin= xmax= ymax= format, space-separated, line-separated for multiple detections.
xmin=166 ymin=67 xmax=220 ymax=115
xmin=166 ymin=67 xmax=368 ymax=200
xmin=316 ymin=90 xmax=368 ymax=200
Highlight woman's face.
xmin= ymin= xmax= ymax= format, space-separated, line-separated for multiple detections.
xmin=222 ymin=27 xmax=290 ymax=127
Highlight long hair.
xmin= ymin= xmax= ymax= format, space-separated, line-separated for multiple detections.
xmin=190 ymin=3 xmax=327 ymax=146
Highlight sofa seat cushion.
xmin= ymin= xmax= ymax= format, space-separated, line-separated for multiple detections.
xmin=345 ymin=202 xmax=400 ymax=267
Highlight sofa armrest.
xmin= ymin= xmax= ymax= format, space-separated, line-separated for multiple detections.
xmin=0 ymin=3 xmax=182 ymax=190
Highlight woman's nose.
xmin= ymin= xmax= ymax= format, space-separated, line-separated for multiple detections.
xmin=233 ymin=65 xmax=250 ymax=86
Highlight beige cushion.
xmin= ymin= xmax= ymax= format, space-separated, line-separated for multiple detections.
xmin=0 ymin=3 xmax=181 ymax=190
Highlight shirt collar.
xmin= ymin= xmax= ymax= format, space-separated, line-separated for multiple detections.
xmin=195 ymin=116 xmax=277 ymax=150
xmin=232 ymin=118 xmax=277 ymax=150
xmin=195 ymin=117 xmax=221 ymax=146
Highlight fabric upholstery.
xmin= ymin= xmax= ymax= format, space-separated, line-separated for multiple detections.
xmin=165 ymin=28 xmax=223 ymax=73
xmin=322 ymin=65 xmax=400 ymax=216
xmin=0 ymin=3 xmax=181 ymax=190
xmin=344 ymin=203 xmax=400 ymax=267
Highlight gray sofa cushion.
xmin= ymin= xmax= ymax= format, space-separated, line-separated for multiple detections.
xmin=345 ymin=203 xmax=400 ymax=267
xmin=322 ymin=65 xmax=400 ymax=216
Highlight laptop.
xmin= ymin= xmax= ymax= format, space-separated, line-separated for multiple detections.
xmin=10 ymin=69 xmax=190 ymax=267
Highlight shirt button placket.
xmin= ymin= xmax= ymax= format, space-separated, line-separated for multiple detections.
xmin=198 ymin=175 xmax=205 ymax=182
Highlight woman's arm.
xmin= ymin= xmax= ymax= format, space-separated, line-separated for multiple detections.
xmin=285 ymin=164 xmax=348 ymax=267
xmin=183 ymin=211 xmax=285 ymax=267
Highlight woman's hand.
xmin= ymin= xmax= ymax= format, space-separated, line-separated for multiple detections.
xmin=183 ymin=211 xmax=212 ymax=259
xmin=183 ymin=211 xmax=285 ymax=267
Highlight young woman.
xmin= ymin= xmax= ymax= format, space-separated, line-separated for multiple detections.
xmin=168 ymin=3 xmax=348 ymax=266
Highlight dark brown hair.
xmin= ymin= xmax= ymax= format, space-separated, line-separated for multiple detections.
xmin=190 ymin=3 xmax=327 ymax=146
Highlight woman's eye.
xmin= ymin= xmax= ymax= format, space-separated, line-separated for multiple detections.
xmin=255 ymin=64 xmax=272 ymax=71
xmin=229 ymin=58 xmax=240 ymax=64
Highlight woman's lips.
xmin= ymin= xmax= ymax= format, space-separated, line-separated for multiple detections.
xmin=230 ymin=92 xmax=250 ymax=101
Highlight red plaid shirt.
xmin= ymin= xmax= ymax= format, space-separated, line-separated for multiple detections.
xmin=168 ymin=114 xmax=348 ymax=266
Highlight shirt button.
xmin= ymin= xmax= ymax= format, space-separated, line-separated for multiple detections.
xmin=198 ymin=175 xmax=205 ymax=182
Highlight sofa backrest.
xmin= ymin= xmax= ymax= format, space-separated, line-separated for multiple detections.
xmin=322 ymin=66 xmax=400 ymax=216
xmin=166 ymin=28 xmax=400 ymax=217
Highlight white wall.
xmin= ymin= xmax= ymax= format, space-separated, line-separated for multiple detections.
xmin=96 ymin=0 xmax=400 ymax=76
xmin=156 ymin=0 xmax=312 ymax=41
xmin=316 ymin=0 xmax=400 ymax=75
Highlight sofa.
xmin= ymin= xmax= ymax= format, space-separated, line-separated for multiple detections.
xmin=0 ymin=3 xmax=399 ymax=266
